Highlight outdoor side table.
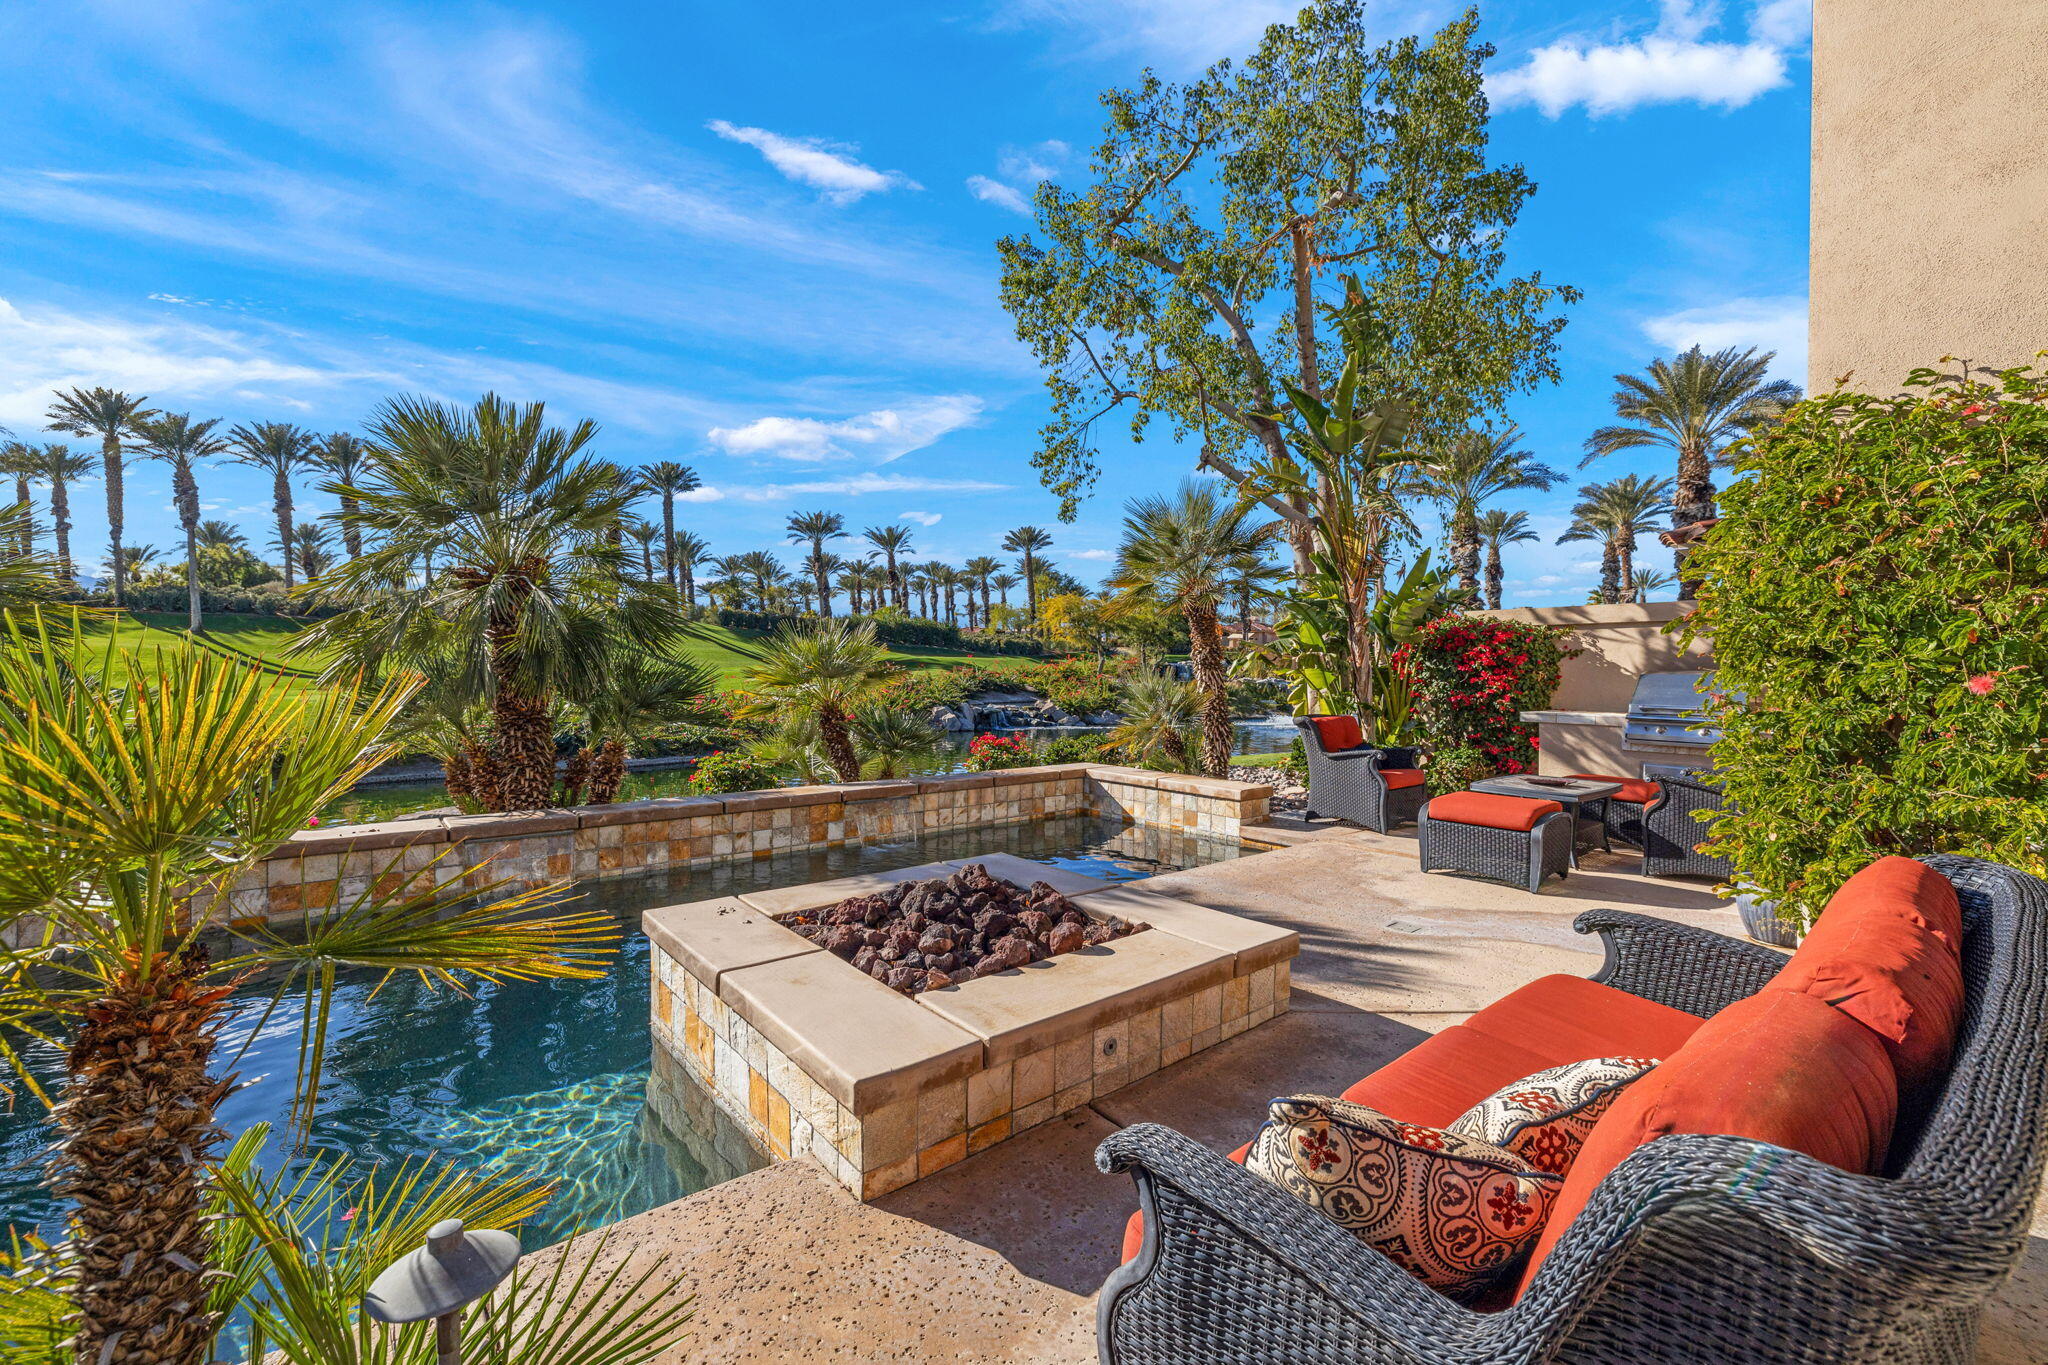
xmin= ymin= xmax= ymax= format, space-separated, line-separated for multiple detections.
xmin=1469 ymin=775 xmax=1622 ymax=866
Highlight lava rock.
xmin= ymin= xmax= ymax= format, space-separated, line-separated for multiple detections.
xmin=922 ymin=968 xmax=955 ymax=991
xmin=918 ymin=927 xmax=956 ymax=956
xmin=1016 ymin=909 xmax=1052 ymax=939
xmin=824 ymin=925 xmax=863 ymax=956
xmin=1047 ymin=921 xmax=1086 ymax=956
xmin=851 ymin=946 xmax=881 ymax=974
xmin=885 ymin=964 xmax=922 ymax=993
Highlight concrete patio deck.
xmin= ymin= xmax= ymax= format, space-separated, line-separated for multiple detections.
xmin=537 ymin=821 xmax=2047 ymax=1363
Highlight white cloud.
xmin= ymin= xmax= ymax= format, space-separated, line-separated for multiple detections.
xmin=707 ymin=395 xmax=983 ymax=464
xmin=900 ymin=510 xmax=943 ymax=526
xmin=998 ymin=141 xmax=1069 ymax=183
xmin=731 ymin=472 xmax=1009 ymax=503
xmin=966 ymin=175 xmax=1031 ymax=215
xmin=706 ymin=120 xmax=918 ymax=204
xmin=1642 ymin=294 xmax=1807 ymax=381
xmin=1069 ymin=548 xmax=1114 ymax=561
xmin=1489 ymin=1 xmax=1799 ymax=118
xmin=676 ymin=486 xmax=726 ymax=503
xmin=992 ymin=0 xmax=1305 ymax=69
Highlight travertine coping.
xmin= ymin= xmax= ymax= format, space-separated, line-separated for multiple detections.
xmin=1069 ymin=884 xmax=1301 ymax=975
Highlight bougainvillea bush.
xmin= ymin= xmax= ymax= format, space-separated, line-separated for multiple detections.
xmin=1394 ymin=616 xmax=1574 ymax=778
xmin=1683 ymin=359 xmax=2048 ymax=927
xmin=962 ymin=734 xmax=1033 ymax=771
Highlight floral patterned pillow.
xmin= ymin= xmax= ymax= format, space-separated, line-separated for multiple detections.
xmin=1242 ymin=1095 xmax=1563 ymax=1297
xmin=1447 ymin=1057 xmax=1661 ymax=1176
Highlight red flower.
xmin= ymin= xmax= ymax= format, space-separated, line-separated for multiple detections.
xmin=1966 ymin=674 xmax=1998 ymax=696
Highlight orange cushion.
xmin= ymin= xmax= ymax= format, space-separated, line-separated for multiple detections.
xmin=1339 ymin=1025 xmax=1589 ymax=1128
xmin=1564 ymin=773 xmax=1662 ymax=805
xmin=1425 ymin=791 xmax=1563 ymax=832
xmin=1462 ymin=974 xmax=1709 ymax=1069
xmin=1516 ymin=988 xmax=1898 ymax=1296
xmin=1380 ymin=767 xmax=1425 ymax=790
xmin=1311 ymin=715 xmax=1364 ymax=751
xmin=1769 ymin=857 xmax=1964 ymax=1095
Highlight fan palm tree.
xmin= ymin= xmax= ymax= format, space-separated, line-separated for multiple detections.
xmin=639 ymin=461 xmax=700 ymax=591
xmin=964 ymin=555 xmax=1001 ymax=631
xmin=1474 ymin=508 xmax=1538 ymax=611
xmin=862 ymin=524 xmax=914 ymax=610
xmin=669 ymin=529 xmax=712 ymax=609
xmin=29 ymin=443 xmax=93 ymax=584
xmin=0 ymin=621 xmax=617 ymax=1365
xmin=1558 ymin=474 xmax=1675 ymax=604
xmin=1583 ymin=345 xmax=1799 ymax=594
xmin=296 ymin=394 xmax=680 ymax=811
xmin=136 ymin=413 xmax=230 ymax=630
xmin=570 ymin=652 xmax=718 ymax=803
xmin=625 ymin=517 xmax=663 ymax=578
xmin=786 ymin=510 xmax=848 ymax=615
xmin=738 ymin=618 xmax=893 ymax=780
xmin=45 ymin=387 xmax=155 ymax=606
xmin=1107 ymin=672 xmax=1200 ymax=772
xmin=0 ymin=440 xmax=36 ymax=553
xmin=229 ymin=421 xmax=316 ymax=591
xmin=1003 ymin=525 xmax=1053 ymax=625
xmin=312 ymin=432 xmax=370 ymax=558
xmin=1113 ymin=482 xmax=1278 ymax=776
xmin=1407 ymin=425 xmax=1562 ymax=594
xmin=850 ymin=703 xmax=953 ymax=779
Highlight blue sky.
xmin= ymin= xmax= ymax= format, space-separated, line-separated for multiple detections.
xmin=0 ymin=0 xmax=1809 ymax=606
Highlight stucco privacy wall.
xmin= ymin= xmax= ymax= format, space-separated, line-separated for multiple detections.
xmin=194 ymin=765 xmax=1274 ymax=932
xmin=1809 ymin=1 xmax=2048 ymax=390
xmin=1469 ymin=602 xmax=1711 ymax=713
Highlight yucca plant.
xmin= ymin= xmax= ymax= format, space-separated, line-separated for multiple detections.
xmin=0 ymin=612 xmax=623 ymax=1365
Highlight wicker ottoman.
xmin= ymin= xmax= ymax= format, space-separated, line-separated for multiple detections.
xmin=1418 ymin=791 xmax=1574 ymax=894
xmin=1562 ymin=771 xmax=1664 ymax=850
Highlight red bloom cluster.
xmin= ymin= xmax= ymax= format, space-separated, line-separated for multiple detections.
xmin=964 ymin=733 xmax=1032 ymax=771
xmin=1394 ymin=617 xmax=1572 ymax=777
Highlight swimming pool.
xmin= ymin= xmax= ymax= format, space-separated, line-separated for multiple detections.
xmin=0 ymin=816 xmax=1249 ymax=1247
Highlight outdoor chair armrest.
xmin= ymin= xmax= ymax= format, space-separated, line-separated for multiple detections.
xmin=1318 ymin=747 xmax=1380 ymax=762
xmin=1096 ymin=1124 xmax=1538 ymax=1365
xmin=1377 ymin=745 xmax=1420 ymax=768
xmin=1574 ymin=908 xmax=1786 ymax=1016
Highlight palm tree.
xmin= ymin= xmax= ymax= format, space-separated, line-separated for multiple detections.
xmin=1558 ymin=475 xmax=1675 ymax=604
xmin=739 ymin=618 xmax=894 ymax=780
xmin=918 ymin=560 xmax=948 ymax=620
xmin=964 ymin=555 xmax=1001 ymax=631
xmin=720 ymin=550 xmax=789 ymax=611
xmin=626 ymin=517 xmax=663 ymax=578
xmin=0 ymin=440 xmax=36 ymax=552
xmin=805 ymin=549 xmax=848 ymax=613
xmin=937 ymin=565 xmax=961 ymax=626
xmin=113 ymin=543 xmax=163 ymax=583
xmin=229 ymin=421 xmax=316 ymax=591
xmin=290 ymin=521 xmax=336 ymax=582
xmin=0 ymin=628 xmax=614 ymax=1365
xmin=669 ymin=529 xmax=712 ymax=609
xmin=196 ymin=519 xmax=247 ymax=549
xmin=1408 ymin=425 xmax=1562 ymax=594
xmin=1113 ymin=481 xmax=1278 ymax=776
xmin=45 ymin=387 xmax=156 ymax=606
xmin=863 ymin=524 xmax=914 ymax=610
xmin=1583 ymin=345 xmax=1799 ymax=594
xmin=312 ymin=432 xmax=370 ymax=558
xmin=992 ymin=571 xmax=1020 ymax=612
xmin=850 ymin=703 xmax=953 ymax=779
xmin=573 ymin=652 xmax=718 ymax=803
xmin=640 ymin=461 xmax=700 ymax=591
xmin=835 ymin=564 xmax=865 ymax=616
xmin=1003 ymin=525 xmax=1054 ymax=625
xmin=136 ymin=413 xmax=229 ymax=630
xmin=297 ymin=393 xmax=681 ymax=810
xmin=1474 ymin=508 xmax=1538 ymax=611
xmin=1107 ymin=673 xmax=1200 ymax=772
xmin=30 ymin=443 xmax=92 ymax=583
xmin=786 ymin=510 xmax=848 ymax=616
xmin=1629 ymin=566 xmax=1676 ymax=602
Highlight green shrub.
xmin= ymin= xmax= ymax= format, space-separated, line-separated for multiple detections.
xmin=714 ymin=609 xmax=1048 ymax=655
xmin=1032 ymin=733 xmax=1113 ymax=764
xmin=1685 ymin=359 xmax=2048 ymax=926
xmin=1394 ymin=616 xmax=1573 ymax=774
xmin=1423 ymin=742 xmax=1492 ymax=795
xmin=689 ymin=750 xmax=782 ymax=795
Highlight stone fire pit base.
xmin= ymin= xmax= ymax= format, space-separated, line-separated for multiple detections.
xmin=647 ymin=853 xmax=1298 ymax=1199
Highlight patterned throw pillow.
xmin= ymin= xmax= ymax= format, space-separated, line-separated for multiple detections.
xmin=1447 ymin=1057 xmax=1661 ymax=1176
xmin=1243 ymin=1095 xmax=1562 ymax=1297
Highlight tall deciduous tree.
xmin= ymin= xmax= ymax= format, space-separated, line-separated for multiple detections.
xmin=229 ymin=421 xmax=316 ymax=591
xmin=640 ymin=460 xmax=701 ymax=591
xmin=996 ymin=1 xmax=1575 ymax=574
xmin=1583 ymin=345 xmax=1799 ymax=595
xmin=787 ymin=510 xmax=848 ymax=615
xmin=136 ymin=413 xmax=229 ymax=630
xmin=45 ymin=387 xmax=155 ymax=605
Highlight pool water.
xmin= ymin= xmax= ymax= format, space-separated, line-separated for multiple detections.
xmin=0 ymin=817 xmax=1249 ymax=1247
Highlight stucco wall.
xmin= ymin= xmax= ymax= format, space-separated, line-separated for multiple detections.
xmin=1809 ymin=1 xmax=2048 ymax=390
xmin=1469 ymin=602 xmax=1712 ymax=712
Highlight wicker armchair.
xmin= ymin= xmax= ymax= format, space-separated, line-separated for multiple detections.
xmin=1294 ymin=718 xmax=1427 ymax=833
xmin=1640 ymin=764 xmax=1735 ymax=880
xmin=1096 ymin=855 xmax=2048 ymax=1365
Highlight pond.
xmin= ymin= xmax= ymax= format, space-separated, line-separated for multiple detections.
xmin=0 ymin=815 xmax=1252 ymax=1249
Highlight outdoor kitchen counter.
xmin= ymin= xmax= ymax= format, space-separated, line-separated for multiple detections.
xmin=1519 ymin=709 xmax=1628 ymax=776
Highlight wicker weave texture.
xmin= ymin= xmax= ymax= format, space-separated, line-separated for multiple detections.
xmin=1294 ymin=718 xmax=1427 ymax=833
xmin=1640 ymin=765 xmax=1735 ymax=880
xmin=1418 ymin=807 xmax=1572 ymax=894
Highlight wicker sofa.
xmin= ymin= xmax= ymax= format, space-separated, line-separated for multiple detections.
xmin=1294 ymin=717 xmax=1428 ymax=833
xmin=1096 ymin=854 xmax=2048 ymax=1364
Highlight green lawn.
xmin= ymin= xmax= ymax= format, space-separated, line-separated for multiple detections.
xmin=672 ymin=621 xmax=1042 ymax=688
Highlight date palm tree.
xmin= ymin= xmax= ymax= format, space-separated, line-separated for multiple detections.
xmin=0 ymin=439 xmax=36 ymax=552
xmin=312 ymin=432 xmax=370 ymax=558
xmin=626 ymin=516 xmax=662 ymax=578
xmin=1629 ymin=566 xmax=1675 ymax=602
xmin=572 ymin=651 xmax=718 ymax=803
xmin=229 ymin=421 xmax=316 ymax=591
xmin=1113 ymin=481 xmax=1278 ymax=776
xmin=993 ymin=571 xmax=1020 ymax=611
xmin=1558 ymin=474 xmax=1674 ymax=604
xmin=1474 ymin=508 xmax=1537 ymax=611
xmin=29 ymin=442 xmax=93 ymax=584
xmin=862 ymin=524 xmax=913 ymax=610
xmin=1582 ymin=345 xmax=1799 ymax=595
xmin=720 ymin=550 xmax=789 ymax=611
xmin=113 ymin=543 xmax=163 ymax=584
xmin=289 ymin=522 xmax=336 ymax=582
xmin=786 ymin=510 xmax=848 ymax=616
xmin=0 ymin=619 xmax=616 ymax=1365
xmin=669 ymin=528 xmax=712 ymax=609
xmin=1003 ymin=525 xmax=1053 ymax=625
xmin=297 ymin=394 xmax=680 ymax=810
xmin=136 ymin=413 xmax=230 ymax=630
xmin=638 ymin=461 xmax=700 ymax=591
xmin=45 ymin=387 xmax=155 ymax=606
xmin=804 ymin=550 xmax=848 ymax=614
xmin=964 ymin=555 xmax=1001 ymax=631
xmin=1407 ymin=424 xmax=1562 ymax=594
xmin=739 ymin=618 xmax=893 ymax=780
xmin=196 ymin=519 xmax=247 ymax=549
xmin=937 ymin=565 xmax=961 ymax=626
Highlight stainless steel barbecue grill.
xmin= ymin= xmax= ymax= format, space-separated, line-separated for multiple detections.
xmin=1622 ymin=670 xmax=1730 ymax=751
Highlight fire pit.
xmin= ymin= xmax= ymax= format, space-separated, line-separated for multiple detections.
xmin=645 ymin=852 xmax=1298 ymax=1199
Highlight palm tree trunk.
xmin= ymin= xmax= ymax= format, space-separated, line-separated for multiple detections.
xmin=981 ymin=583 xmax=992 ymax=626
xmin=818 ymin=705 xmax=860 ymax=783
xmin=339 ymin=490 xmax=363 ymax=559
xmin=273 ymin=470 xmax=295 ymax=592
xmin=1186 ymin=603 xmax=1232 ymax=777
xmin=681 ymin=562 xmax=695 ymax=610
xmin=173 ymin=458 xmax=202 ymax=631
xmin=52 ymin=477 xmax=73 ymax=583
xmin=12 ymin=475 xmax=32 ymax=552
xmin=815 ymin=561 xmax=833 ymax=617
xmin=1673 ymin=440 xmax=1713 ymax=599
xmin=489 ymin=610 xmax=556 ymax=811
xmin=53 ymin=953 xmax=229 ymax=1365
xmin=1598 ymin=542 xmax=1621 ymax=604
xmin=1023 ymin=551 xmax=1038 ymax=624
xmin=1451 ymin=509 xmax=1480 ymax=594
xmin=588 ymin=739 xmax=628 ymax=803
xmin=661 ymin=496 xmax=678 ymax=592
xmin=1616 ymin=535 xmax=1637 ymax=604
xmin=102 ymin=434 xmax=125 ymax=606
xmin=1484 ymin=544 xmax=1504 ymax=611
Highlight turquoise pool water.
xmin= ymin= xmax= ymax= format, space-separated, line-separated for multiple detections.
xmin=0 ymin=816 xmax=1248 ymax=1247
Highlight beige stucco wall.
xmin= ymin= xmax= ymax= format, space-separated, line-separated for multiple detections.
xmin=1469 ymin=602 xmax=1713 ymax=712
xmin=1810 ymin=1 xmax=2048 ymax=390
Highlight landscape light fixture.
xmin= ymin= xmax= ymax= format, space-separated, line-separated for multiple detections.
xmin=362 ymin=1218 xmax=521 ymax=1365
